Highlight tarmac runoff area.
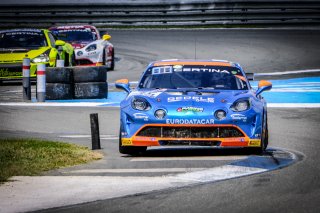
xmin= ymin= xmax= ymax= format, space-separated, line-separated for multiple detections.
xmin=0 ymin=148 xmax=301 ymax=213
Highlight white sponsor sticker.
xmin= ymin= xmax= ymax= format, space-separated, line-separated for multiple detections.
xmin=231 ymin=114 xmax=247 ymax=121
xmin=166 ymin=119 xmax=214 ymax=124
xmin=168 ymin=96 xmax=214 ymax=103
xmin=133 ymin=113 xmax=149 ymax=121
xmin=152 ymin=66 xmax=173 ymax=75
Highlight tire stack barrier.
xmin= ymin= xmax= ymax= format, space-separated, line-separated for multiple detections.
xmin=46 ymin=67 xmax=73 ymax=100
xmin=73 ymin=66 xmax=108 ymax=99
xmin=46 ymin=66 xmax=108 ymax=100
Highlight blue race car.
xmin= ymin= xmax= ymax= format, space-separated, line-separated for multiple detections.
xmin=115 ymin=59 xmax=272 ymax=155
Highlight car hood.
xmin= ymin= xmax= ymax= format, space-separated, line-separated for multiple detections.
xmin=0 ymin=47 xmax=50 ymax=62
xmin=127 ymin=88 xmax=250 ymax=113
xmin=70 ymin=41 xmax=91 ymax=49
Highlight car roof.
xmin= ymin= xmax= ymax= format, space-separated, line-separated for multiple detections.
xmin=0 ymin=28 xmax=46 ymax=33
xmin=151 ymin=59 xmax=236 ymax=67
xmin=49 ymin=25 xmax=98 ymax=31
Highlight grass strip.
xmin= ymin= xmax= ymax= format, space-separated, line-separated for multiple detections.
xmin=0 ymin=138 xmax=103 ymax=183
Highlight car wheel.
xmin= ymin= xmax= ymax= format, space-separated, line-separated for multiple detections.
xmin=68 ymin=52 xmax=76 ymax=67
xmin=252 ymin=112 xmax=268 ymax=155
xmin=110 ymin=48 xmax=115 ymax=71
xmin=119 ymin=126 xmax=146 ymax=155
xmin=64 ymin=53 xmax=69 ymax=67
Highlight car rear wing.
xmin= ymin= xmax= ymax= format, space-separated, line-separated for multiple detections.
xmin=246 ymin=72 xmax=254 ymax=81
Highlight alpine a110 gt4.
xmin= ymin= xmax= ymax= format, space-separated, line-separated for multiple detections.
xmin=116 ymin=59 xmax=272 ymax=155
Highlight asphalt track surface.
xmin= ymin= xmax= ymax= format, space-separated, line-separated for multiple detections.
xmin=0 ymin=29 xmax=320 ymax=213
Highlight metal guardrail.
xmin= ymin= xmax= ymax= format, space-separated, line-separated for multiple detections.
xmin=0 ymin=0 xmax=320 ymax=28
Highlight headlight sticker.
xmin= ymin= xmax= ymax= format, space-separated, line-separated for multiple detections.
xmin=231 ymin=114 xmax=248 ymax=121
xmin=133 ymin=113 xmax=149 ymax=121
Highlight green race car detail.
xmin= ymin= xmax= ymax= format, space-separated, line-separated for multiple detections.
xmin=0 ymin=28 xmax=74 ymax=80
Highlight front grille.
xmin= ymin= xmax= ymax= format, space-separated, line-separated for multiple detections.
xmin=159 ymin=140 xmax=221 ymax=146
xmin=137 ymin=126 xmax=244 ymax=138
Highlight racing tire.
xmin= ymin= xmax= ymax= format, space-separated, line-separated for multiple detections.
xmin=64 ymin=52 xmax=76 ymax=67
xmin=71 ymin=52 xmax=76 ymax=66
xmin=119 ymin=126 xmax=147 ymax=155
xmin=46 ymin=67 xmax=73 ymax=83
xmin=103 ymin=48 xmax=115 ymax=71
xmin=74 ymin=82 xmax=108 ymax=99
xmin=73 ymin=66 xmax=107 ymax=83
xmin=46 ymin=83 xmax=73 ymax=100
xmin=110 ymin=48 xmax=115 ymax=71
xmin=252 ymin=113 xmax=269 ymax=155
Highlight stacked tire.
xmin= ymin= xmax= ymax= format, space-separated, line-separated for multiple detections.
xmin=73 ymin=66 xmax=108 ymax=99
xmin=46 ymin=67 xmax=73 ymax=100
xmin=45 ymin=66 xmax=108 ymax=100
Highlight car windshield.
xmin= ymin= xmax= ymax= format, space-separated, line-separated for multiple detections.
xmin=0 ymin=31 xmax=47 ymax=48
xmin=139 ymin=65 xmax=249 ymax=90
xmin=52 ymin=30 xmax=96 ymax=42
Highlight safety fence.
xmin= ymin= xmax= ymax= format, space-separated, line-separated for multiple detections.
xmin=0 ymin=0 xmax=320 ymax=28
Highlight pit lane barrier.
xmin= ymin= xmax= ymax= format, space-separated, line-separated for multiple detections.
xmin=0 ymin=0 xmax=320 ymax=28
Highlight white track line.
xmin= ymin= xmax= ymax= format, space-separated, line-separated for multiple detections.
xmin=255 ymin=69 xmax=320 ymax=76
xmin=63 ymin=168 xmax=207 ymax=174
xmin=268 ymin=103 xmax=320 ymax=108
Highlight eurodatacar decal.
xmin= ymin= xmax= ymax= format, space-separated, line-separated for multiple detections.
xmin=166 ymin=119 xmax=214 ymax=124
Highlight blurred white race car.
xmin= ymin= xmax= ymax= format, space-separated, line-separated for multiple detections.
xmin=50 ymin=25 xmax=115 ymax=70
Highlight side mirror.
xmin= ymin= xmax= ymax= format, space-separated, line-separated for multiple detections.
xmin=55 ymin=40 xmax=66 ymax=46
xmin=115 ymin=79 xmax=131 ymax=93
xmin=256 ymin=80 xmax=272 ymax=96
xmin=102 ymin=34 xmax=111 ymax=41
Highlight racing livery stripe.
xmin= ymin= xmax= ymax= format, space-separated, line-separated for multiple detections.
xmin=153 ymin=61 xmax=232 ymax=67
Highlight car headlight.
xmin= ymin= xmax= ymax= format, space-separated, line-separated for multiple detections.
xmin=231 ymin=99 xmax=251 ymax=112
xmin=85 ymin=44 xmax=97 ymax=52
xmin=77 ymin=51 xmax=83 ymax=56
xmin=32 ymin=54 xmax=49 ymax=63
xmin=155 ymin=109 xmax=166 ymax=119
xmin=132 ymin=97 xmax=151 ymax=111
xmin=215 ymin=110 xmax=226 ymax=120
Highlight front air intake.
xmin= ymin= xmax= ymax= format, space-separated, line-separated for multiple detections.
xmin=136 ymin=126 xmax=244 ymax=138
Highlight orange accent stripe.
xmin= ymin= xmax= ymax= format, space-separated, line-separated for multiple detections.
xmin=235 ymin=75 xmax=246 ymax=82
xmin=134 ymin=124 xmax=246 ymax=135
xmin=153 ymin=61 xmax=232 ymax=67
xmin=128 ymin=136 xmax=251 ymax=147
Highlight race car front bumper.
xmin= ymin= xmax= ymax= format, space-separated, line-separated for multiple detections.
xmin=0 ymin=62 xmax=48 ymax=79
xmin=121 ymin=124 xmax=261 ymax=148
